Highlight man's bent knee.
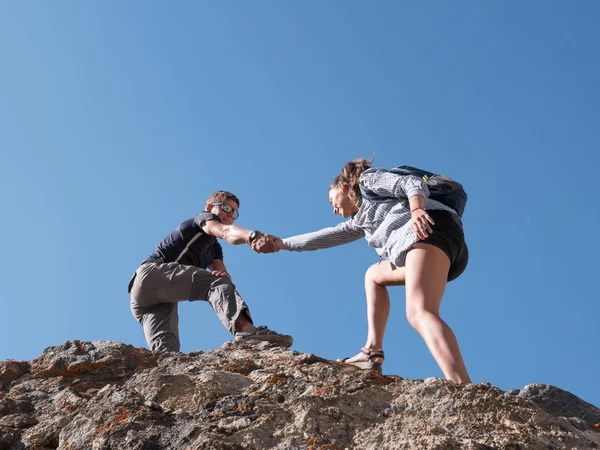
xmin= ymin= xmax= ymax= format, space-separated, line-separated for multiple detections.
xmin=207 ymin=276 xmax=236 ymax=297
xmin=191 ymin=273 xmax=236 ymax=300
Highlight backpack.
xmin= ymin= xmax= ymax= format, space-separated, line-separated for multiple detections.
xmin=359 ymin=165 xmax=467 ymax=218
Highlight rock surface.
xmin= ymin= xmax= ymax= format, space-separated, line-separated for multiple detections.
xmin=0 ymin=340 xmax=599 ymax=449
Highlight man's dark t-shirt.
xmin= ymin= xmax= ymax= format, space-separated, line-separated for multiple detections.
xmin=143 ymin=212 xmax=224 ymax=269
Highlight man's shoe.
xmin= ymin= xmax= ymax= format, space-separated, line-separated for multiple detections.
xmin=235 ymin=326 xmax=293 ymax=348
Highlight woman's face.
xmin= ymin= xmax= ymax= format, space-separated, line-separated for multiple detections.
xmin=329 ymin=185 xmax=357 ymax=218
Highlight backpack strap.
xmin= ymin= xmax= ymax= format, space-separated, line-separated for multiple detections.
xmin=175 ymin=232 xmax=203 ymax=263
xmin=389 ymin=165 xmax=435 ymax=181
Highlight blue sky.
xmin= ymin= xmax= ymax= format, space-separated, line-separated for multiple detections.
xmin=1 ymin=2 xmax=599 ymax=408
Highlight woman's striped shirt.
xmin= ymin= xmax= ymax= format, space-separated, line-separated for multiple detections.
xmin=281 ymin=168 xmax=459 ymax=267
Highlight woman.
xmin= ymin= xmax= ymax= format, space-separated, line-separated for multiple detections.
xmin=273 ymin=158 xmax=470 ymax=383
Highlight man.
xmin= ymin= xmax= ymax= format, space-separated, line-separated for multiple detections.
xmin=128 ymin=190 xmax=291 ymax=352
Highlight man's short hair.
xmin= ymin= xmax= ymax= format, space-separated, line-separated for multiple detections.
xmin=207 ymin=191 xmax=240 ymax=208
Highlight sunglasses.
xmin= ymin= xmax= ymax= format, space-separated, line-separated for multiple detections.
xmin=211 ymin=202 xmax=239 ymax=220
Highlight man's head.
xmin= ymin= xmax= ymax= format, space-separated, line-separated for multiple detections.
xmin=205 ymin=191 xmax=240 ymax=225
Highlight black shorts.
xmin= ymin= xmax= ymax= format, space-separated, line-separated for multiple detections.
xmin=419 ymin=209 xmax=469 ymax=282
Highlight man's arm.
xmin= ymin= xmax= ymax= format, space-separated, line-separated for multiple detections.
xmin=202 ymin=220 xmax=278 ymax=253
xmin=202 ymin=220 xmax=252 ymax=245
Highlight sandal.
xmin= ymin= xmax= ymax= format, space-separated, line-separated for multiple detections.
xmin=339 ymin=347 xmax=384 ymax=372
xmin=234 ymin=326 xmax=293 ymax=348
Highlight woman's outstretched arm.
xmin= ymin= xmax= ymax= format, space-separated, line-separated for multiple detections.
xmin=277 ymin=219 xmax=364 ymax=252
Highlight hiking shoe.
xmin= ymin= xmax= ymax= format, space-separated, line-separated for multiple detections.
xmin=234 ymin=326 xmax=293 ymax=348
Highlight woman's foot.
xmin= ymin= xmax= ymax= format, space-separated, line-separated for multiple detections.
xmin=338 ymin=347 xmax=384 ymax=371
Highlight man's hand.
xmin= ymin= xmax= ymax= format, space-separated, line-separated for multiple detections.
xmin=252 ymin=234 xmax=280 ymax=254
xmin=211 ymin=270 xmax=231 ymax=278
xmin=210 ymin=259 xmax=231 ymax=279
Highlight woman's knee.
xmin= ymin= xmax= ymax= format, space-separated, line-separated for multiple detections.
xmin=365 ymin=261 xmax=405 ymax=287
xmin=365 ymin=264 xmax=381 ymax=286
xmin=406 ymin=306 xmax=438 ymax=330
xmin=365 ymin=263 xmax=389 ymax=287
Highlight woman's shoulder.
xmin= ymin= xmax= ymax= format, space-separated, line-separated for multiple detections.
xmin=360 ymin=167 xmax=386 ymax=179
xmin=359 ymin=167 xmax=390 ymax=186
xmin=362 ymin=167 xmax=385 ymax=175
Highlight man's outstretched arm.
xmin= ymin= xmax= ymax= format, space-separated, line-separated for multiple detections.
xmin=202 ymin=221 xmax=278 ymax=253
xmin=202 ymin=220 xmax=252 ymax=245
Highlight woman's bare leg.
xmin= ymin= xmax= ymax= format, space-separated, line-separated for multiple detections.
xmin=341 ymin=260 xmax=405 ymax=365
xmin=405 ymin=243 xmax=471 ymax=383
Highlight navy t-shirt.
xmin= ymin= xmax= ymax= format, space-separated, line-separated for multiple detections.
xmin=143 ymin=212 xmax=224 ymax=269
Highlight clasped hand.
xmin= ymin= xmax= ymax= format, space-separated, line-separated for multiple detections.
xmin=251 ymin=234 xmax=283 ymax=254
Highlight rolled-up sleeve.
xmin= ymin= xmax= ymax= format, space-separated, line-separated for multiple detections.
xmin=282 ymin=219 xmax=364 ymax=251
xmin=360 ymin=168 xmax=429 ymax=200
xmin=194 ymin=212 xmax=221 ymax=227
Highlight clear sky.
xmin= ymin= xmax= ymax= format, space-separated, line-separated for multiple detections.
xmin=1 ymin=2 xmax=599 ymax=408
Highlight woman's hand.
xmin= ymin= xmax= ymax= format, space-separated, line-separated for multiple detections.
xmin=411 ymin=208 xmax=435 ymax=240
xmin=271 ymin=237 xmax=285 ymax=250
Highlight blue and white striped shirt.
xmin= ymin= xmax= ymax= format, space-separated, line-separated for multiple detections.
xmin=282 ymin=168 xmax=458 ymax=267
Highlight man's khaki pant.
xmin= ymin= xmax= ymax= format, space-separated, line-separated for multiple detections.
xmin=129 ymin=261 xmax=252 ymax=352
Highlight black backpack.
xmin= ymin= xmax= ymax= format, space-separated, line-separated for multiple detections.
xmin=359 ymin=165 xmax=467 ymax=218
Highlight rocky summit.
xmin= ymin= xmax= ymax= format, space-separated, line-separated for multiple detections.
xmin=0 ymin=340 xmax=599 ymax=450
